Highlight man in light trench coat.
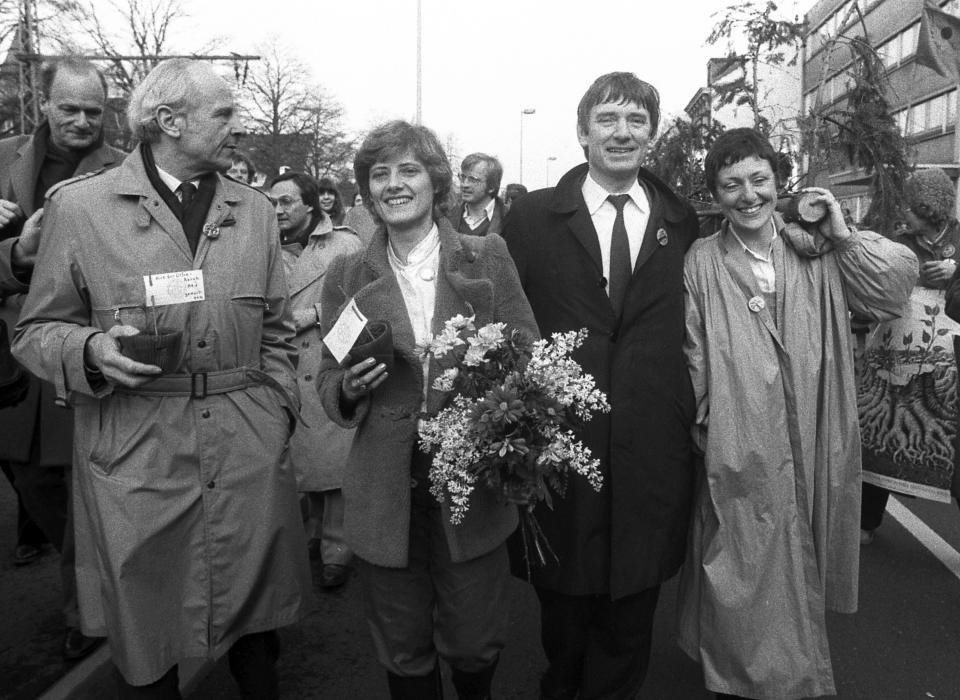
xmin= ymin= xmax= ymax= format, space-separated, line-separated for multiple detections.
xmin=13 ymin=58 xmax=311 ymax=698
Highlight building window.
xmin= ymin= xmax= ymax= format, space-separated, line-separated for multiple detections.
xmin=904 ymin=89 xmax=958 ymax=136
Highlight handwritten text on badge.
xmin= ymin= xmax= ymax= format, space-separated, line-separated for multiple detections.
xmin=323 ymin=298 xmax=368 ymax=364
xmin=143 ymin=270 xmax=205 ymax=307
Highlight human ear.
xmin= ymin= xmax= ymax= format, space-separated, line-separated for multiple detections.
xmin=155 ymin=106 xmax=182 ymax=138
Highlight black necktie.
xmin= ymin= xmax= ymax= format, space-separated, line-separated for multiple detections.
xmin=607 ymin=194 xmax=632 ymax=318
xmin=178 ymin=182 xmax=197 ymax=216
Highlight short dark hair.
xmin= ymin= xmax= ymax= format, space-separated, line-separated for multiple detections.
xmin=460 ymin=153 xmax=503 ymax=197
xmin=40 ymin=58 xmax=108 ymax=101
xmin=703 ymin=128 xmax=779 ymax=197
xmin=230 ymin=152 xmax=256 ymax=183
xmin=504 ymin=183 xmax=527 ymax=200
xmin=353 ymin=120 xmax=453 ymax=223
xmin=268 ymin=171 xmax=322 ymax=231
xmin=577 ymin=72 xmax=661 ymax=139
xmin=317 ymin=176 xmax=345 ymax=222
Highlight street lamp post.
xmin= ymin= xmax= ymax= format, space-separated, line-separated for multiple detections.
xmin=546 ymin=156 xmax=557 ymax=187
xmin=519 ymin=108 xmax=536 ymax=185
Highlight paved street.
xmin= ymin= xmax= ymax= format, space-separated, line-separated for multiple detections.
xmin=1 ymin=483 xmax=959 ymax=699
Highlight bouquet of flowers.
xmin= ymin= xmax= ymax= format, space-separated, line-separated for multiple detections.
xmin=417 ymin=314 xmax=609 ymax=572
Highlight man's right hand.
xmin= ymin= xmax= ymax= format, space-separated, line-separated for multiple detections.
xmin=11 ymin=208 xmax=43 ymax=268
xmin=0 ymin=199 xmax=24 ymax=230
xmin=84 ymin=325 xmax=162 ymax=388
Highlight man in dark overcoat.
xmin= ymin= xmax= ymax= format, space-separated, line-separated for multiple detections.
xmin=0 ymin=57 xmax=122 ymax=660
xmin=502 ymin=71 xmax=699 ymax=700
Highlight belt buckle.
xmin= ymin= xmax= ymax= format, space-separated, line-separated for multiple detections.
xmin=191 ymin=372 xmax=207 ymax=399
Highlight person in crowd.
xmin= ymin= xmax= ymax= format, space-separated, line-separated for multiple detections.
xmin=343 ymin=187 xmax=377 ymax=246
xmin=678 ymin=127 xmax=917 ymax=699
xmin=450 ymin=153 xmax=505 ymax=236
xmin=12 ymin=58 xmax=311 ymax=699
xmin=861 ymin=168 xmax=960 ymax=542
xmin=226 ymin=151 xmax=256 ymax=184
xmin=0 ymin=57 xmax=123 ymax=661
xmin=502 ymin=71 xmax=701 ymax=700
xmin=317 ymin=120 xmax=537 ymax=700
xmin=317 ymin=176 xmax=346 ymax=225
xmin=269 ymin=170 xmax=362 ymax=589
xmin=502 ymin=182 xmax=527 ymax=215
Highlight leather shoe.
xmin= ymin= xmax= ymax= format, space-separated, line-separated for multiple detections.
xmin=63 ymin=627 xmax=102 ymax=661
xmin=321 ymin=563 xmax=349 ymax=589
xmin=13 ymin=544 xmax=42 ymax=566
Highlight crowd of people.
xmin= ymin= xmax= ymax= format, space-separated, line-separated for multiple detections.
xmin=0 ymin=54 xmax=949 ymax=700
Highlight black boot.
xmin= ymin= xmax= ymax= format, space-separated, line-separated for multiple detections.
xmin=228 ymin=631 xmax=280 ymax=699
xmin=387 ymin=664 xmax=443 ymax=699
xmin=451 ymin=660 xmax=497 ymax=700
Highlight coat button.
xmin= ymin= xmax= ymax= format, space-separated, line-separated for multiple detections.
xmin=201 ymin=409 xmax=210 ymax=418
xmin=304 ymin=374 xmax=313 ymax=381
xmin=197 ymin=340 xmax=207 ymax=348
xmin=410 ymin=478 xmax=418 ymax=489
xmin=207 ymin=480 xmax=215 ymax=489
xmin=302 ymin=340 xmax=310 ymax=348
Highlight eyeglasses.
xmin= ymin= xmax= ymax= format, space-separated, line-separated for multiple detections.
xmin=458 ymin=174 xmax=484 ymax=186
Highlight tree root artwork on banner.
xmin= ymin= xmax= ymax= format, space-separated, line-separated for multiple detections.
xmin=857 ymin=286 xmax=958 ymax=502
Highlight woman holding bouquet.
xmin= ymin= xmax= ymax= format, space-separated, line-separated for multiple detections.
xmin=317 ymin=120 xmax=538 ymax=700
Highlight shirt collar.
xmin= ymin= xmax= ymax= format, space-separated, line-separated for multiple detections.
xmin=463 ymin=197 xmax=496 ymax=221
xmin=155 ymin=165 xmax=199 ymax=194
xmin=729 ymin=220 xmax=778 ymax=262
xmin=581 ymin=172 xmax=649 ymax=216
xmin=388 ymin=223 xmax=440 ymax=269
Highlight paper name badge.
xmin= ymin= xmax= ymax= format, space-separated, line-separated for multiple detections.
xmin=323 ymin=297 xmax=368 ymax=364
xmin=143 ymin=270 xmax=205 ymax=306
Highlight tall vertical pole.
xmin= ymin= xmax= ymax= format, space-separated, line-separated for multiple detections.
xmin=519 ymin=108 xmax=535 ymax=185
xmin=415 ymin=0 xmax=422 ymax=125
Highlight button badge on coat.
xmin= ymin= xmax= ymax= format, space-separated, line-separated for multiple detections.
xmin=942 ymin=244 xmax=956 ymax=259
xmin=656 ymin=228 xmax=668 ymax=246
xmin=748 ymin=295 xmax=765 ymax=313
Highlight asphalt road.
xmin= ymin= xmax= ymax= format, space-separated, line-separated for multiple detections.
xmin=2 ymin=484 xmax=959 ymax=699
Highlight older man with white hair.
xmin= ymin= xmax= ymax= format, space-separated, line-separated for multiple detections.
xmin=13 ymin=58 xmax=310 ymax=699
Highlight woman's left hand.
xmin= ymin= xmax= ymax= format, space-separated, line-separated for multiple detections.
xmin=801 ymin=187 xmax=852 ymax=244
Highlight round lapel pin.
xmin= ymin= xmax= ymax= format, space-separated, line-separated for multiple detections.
xmin=942 ymin=244 xmax=956 ymax=258
xmin=748 ymin=295 xmax=765 ymax=313
xmin=203 ymin=223 xmax=221 ymax=240
xmin=657 ymin=228 xmax=668 ymax=246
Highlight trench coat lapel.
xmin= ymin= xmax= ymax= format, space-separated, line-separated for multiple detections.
xmin=719 ymin=223 xmax=785 ymax=351
xmin=114 ymin=149 xmax=192 ymax=263
xmin=286 ymin=217 xmax=337 ymax=296
xmin=193 ymin=178 xmax=240 ymax=270
xmin=633 ymin=184 xmax=664 ymax=273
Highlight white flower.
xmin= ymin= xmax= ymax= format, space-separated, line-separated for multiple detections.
xmin=433 ymin=367 xmax=459 ymax=392
xmin=446 ymin=314 xmax=476 ymax=332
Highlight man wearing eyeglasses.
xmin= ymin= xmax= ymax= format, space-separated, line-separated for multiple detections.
xmin=452 ymin=152 xmax=505 ymax=236
xmin=268 ymin=171 xmax=361 ymax=591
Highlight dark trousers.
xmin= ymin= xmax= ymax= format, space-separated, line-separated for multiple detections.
xmin=1 ymin=460 xmax=48 ymax=548
xmin=536 ymin=584 xmax=661 ymax=700
xmin=1 ymin=458 xmax=78 ymax=626
xmin=114 ymin=630 xmax=280 ymax=700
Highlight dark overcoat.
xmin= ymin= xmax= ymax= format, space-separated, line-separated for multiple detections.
xmin=0 ymin=133 xmax=124 ymax=464
xmin=502 ymin=162 xmax=699 ymax=600
xmin=317 ymin=218 xmax=539 ymax=567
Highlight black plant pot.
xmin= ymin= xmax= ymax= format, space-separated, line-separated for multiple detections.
xmin=349 ymin=320 xmax=395 ymax=373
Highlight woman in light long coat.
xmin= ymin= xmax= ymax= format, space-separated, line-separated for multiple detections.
xmin=678 ymin=128 xmax=917 ymax=699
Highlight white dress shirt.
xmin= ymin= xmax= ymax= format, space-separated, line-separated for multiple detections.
xmin=387 ymin=224 xmax=441 ymax=407
xmin=462 ymin=198 xmax=496 ymax=230
xmin=155 ymin=166 xmax=199 ymax=199
xmin=581 ymin=173 xmax=650 ymax=295
xmin=729 ymin=223 xmax=778 ymax=295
